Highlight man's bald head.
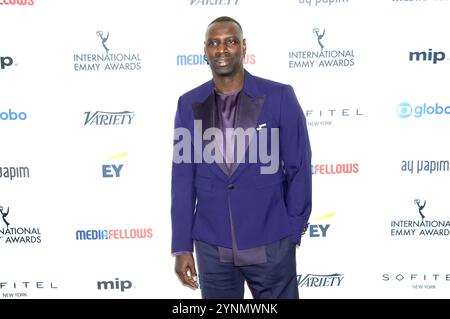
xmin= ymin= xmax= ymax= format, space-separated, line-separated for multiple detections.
xmin=205 ymin=16 xmax=243 ymax=39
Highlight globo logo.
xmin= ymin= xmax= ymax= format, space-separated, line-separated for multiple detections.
xmin=0 ymin=109 xmax=27 ymax=120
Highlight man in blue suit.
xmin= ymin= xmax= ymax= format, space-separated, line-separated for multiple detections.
xmin=171 ymin=16 xmax=312 ymax=299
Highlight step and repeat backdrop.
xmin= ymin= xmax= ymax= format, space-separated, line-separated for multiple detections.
xmin=1 ymin=0 xmax=449 ymax=299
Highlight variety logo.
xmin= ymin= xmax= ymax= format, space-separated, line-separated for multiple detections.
xmin=305 ymin=107 xmax=363 ymax=127
xmin=0 ymin=109 xmax=27 ymax=121
xmin=76 ymin=228 xmax=153 ymax=240
xmin=390 ymin=199 xmax=450 ymax=237
xmin=382 ymin=273 xmax=450 ymax=289
xmin=289 ymin=27 xmax=355 ymax=69
xmin=297 ymin=273 xmax=344 ymax=287
xmin=190 ymin=0 xmax=239 ymax=5
xmin=409 ymin=49 xmax=448 ymax=64
xmin=84 ymin=111 xmax=135 ymax=126
xmin=73 ymin=31 xmax=142 ymax=72
xmin=102 ymin=152 xmax=127 ymax=178
xmin=298 ymin=0 xmax=349 ymax=7
xmin=0 ymin=165 xmax=30 ymax=180
xmin=307 ymin=212 xmax=334 ymax=238
xmin=311 ymin=163 xmax=359 ymax=175
xmin=397 ymin=102 xmax=450 ymax=118
xmin=0 ymin=205 xmax=42 ymax=244
xmin=401 ymin=160 xmax=449 ymax=174
xmin=97 ymin=278 xmax=133 ymax=292
xmin=177 ymin=53 xmax=255 ymax=66
xmin=0 ymin=281 xmax=58 ymax=299
xmin=0 ymin=0 xmax=34 ymax=5
xmin=0 ymin=56 xmax=16 ymax=69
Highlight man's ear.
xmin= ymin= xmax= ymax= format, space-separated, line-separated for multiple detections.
xmin=242 ymin=38 xmax=247 ymax=57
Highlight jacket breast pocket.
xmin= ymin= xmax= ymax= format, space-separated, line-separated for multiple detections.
xmin=254 ymin=174 xmax=285 ymax=189
xmin=195 ymin=176 xmax=213 ymax=192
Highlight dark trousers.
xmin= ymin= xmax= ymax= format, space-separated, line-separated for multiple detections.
xmin=194 ymin=237 xmax=299 ymax=299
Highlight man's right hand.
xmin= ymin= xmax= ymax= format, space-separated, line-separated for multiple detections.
xmin=175 ymin=253 xmax=198 ymax=289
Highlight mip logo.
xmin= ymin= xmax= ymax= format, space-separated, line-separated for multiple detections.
xmin=1 ymin=206 xmax=10 ymax=228
xmin=1 ymin=56 xmax=15 ymax=70
xmin=397 ymin=102 xmax=412 ymax=118
xmin=97 ymin=278 xmax=133 ymax=292
xmin=409 ymin=49 xmax=447 ymax=64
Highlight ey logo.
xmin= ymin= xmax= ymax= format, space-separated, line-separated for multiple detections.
xmin=102 ymin=152 xmax=127 ymax=178
xmin=308 ymin=212 xmax=335 ymax=238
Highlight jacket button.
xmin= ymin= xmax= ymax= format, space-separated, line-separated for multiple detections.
xmin=227 ymin=184 xmax=235 ymax=190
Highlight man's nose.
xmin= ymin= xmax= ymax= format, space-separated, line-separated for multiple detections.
xmin=216 ymin=41 xmax=228 ymax=53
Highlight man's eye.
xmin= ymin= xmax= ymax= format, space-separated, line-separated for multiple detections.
xmin=226 ymin=39 xmax=238 ymax=46
xmin=207 ymin=41 xmax=218 ymax=47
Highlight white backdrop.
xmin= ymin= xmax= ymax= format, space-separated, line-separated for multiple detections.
xmin=1 ymin=0 xmax=450 ymax=299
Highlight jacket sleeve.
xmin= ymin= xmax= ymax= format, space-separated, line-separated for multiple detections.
xmin=279 ymin=85 xmax=312 ymax=245
xmin=171 ymin=96 xmax=196 ymax=253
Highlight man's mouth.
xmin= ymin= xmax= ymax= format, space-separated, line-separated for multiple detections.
xmin=214 ymin=57 xmax=231 ymax=66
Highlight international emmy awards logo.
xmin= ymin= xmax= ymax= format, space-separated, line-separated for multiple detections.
xmin=312 ymin=27 xmax=325 ymax=51
xmin=1 ymin=205 xmax=10 ymax=229
xmin=414 ymin=199 xmax=426 ymax=220
xmin=96 ymin=30 xmax=110 ymax=54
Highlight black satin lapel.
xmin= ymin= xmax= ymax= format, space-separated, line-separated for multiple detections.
xmin=192 ymin=94 xmax=229 ymax=178
xmin=192 ymin=94 xmax=215 ymax=133
xmin=228 ymin=93 xmax=265 ymax=176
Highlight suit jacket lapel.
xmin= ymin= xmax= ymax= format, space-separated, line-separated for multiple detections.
xmin=192 ymin=93 xmax=229 ymax=180
xmin=228 ymin=93 xmax=265 ymax=176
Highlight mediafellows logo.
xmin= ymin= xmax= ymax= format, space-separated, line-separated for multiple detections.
xmin=305 ymin=107 xmax=363 ymax=127
xmin=73 ymin=31 xmax=142 ymax=72
xmin=76 ymin=228 xmax=153 ymax=240
xmin=289 ymin=27 xmax=355 ymax=69
xmin=298 ymin=0 xmax=349 ymax=7
xmin=311 ymin=163 xmax=359 ymax=175
xmin=190 ymin=0 xmax=239 ymax=6
xmin=390 ymin=199 xmax=450 ymax=237
xmin=0 ymin=164 xmax=30 ymax=180
xmin=84 ymin=111 xmax=135 ymax=126
xmin=297 ymin=273 xmax=344 ymax=287
xmin=401 ymin=160 xmax=449 ymax=175
xmin=177 ymin=53 xmax=255 ymax=66
xmin=397 ymin=102 xmax=450 ymax=118
xmin=0 ymin=0 xmax=34 ymax=6
xmin=0 ymin=205 xmax=42 ymax=244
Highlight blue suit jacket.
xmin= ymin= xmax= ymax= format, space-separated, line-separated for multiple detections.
xmin=171 ymin=70 xmax=312 ymax=253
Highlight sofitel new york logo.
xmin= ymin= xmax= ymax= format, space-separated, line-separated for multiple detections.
xmin=0 ymin=205 xmax=42 ymax=244
xmin=390 ymin=199 xmax=450 ymax=237
xmin=73 ymin=31 xmax=142 ymax=72
xmin=289 ymin=27 xmax=355 ymax=69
